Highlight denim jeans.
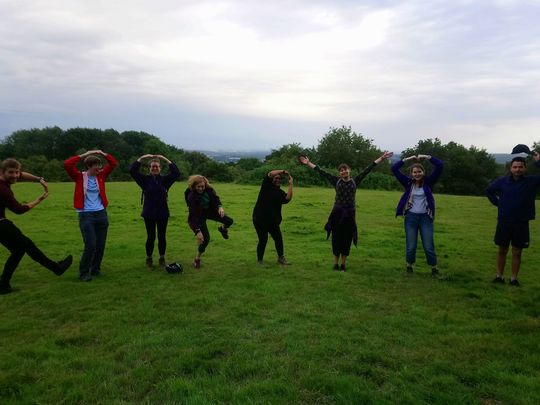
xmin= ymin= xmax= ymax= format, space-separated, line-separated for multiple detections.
xmin=78 ymin=210 xmax=109 ymax=275
xmin=404 ymin=212 xmax=437 ymax=266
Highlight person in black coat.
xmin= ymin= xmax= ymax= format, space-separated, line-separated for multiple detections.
xmin=252 ymin=170 xmax=293 ymax=265
xmin=185 ymin=175 xmax=233 ymax=269
xmin=130 ymin=154 xmax=180 ymax=268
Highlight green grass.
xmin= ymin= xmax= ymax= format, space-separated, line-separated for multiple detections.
xmin=1 ymin=182 xmax=540 ymax=404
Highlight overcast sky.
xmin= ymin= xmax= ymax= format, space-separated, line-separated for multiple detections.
xmin=1 ymin=0 xmax=539 ymax=153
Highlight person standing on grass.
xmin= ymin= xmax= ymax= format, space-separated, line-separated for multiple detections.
xmin=253 ymin=170 xmax=293 ymax=266
xmin=185 ymin=175 xmax=233 ymax=269
xmin=485 ymin=154 xmax=540 ymax=287
xmin=64 ymin=150 xmax=118 ymax=282
xmin=0 ymin=158 xmax=72 ymax=295
xmin=299 ymin=151 xmax=393 ymax=271
xmin=391 ymin=154 xmax=444 ymax=277
xmin=130 ymin=154 xmax=180 ymax=268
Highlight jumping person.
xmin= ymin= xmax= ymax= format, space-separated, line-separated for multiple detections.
xmin=0 ymin=158 xmax=72 ymax=294
xmin=252 ymin=170 xmax=293 ymax=266
xmin=486 ymin=154 xmax=540 ymax=286
xmin=299 ymin=152 xmax=393 ymax=271
xmin=185 ymin=175 xmax=233 ymax=269
xmin=130 ymin=154 xmax=180 ymax=268
xmin=391 ymin=154 xmax=444 ymax=277
xmin=64 ymin=150 xmax=118 ymax=282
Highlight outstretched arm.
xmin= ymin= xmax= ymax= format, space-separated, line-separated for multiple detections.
xmin=355 ymin=151 xmax=393 ymax=183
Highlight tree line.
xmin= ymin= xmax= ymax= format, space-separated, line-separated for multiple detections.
xmin=0 ymin=125 xmax=525 ymax=196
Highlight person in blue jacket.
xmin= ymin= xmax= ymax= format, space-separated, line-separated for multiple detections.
xmin=391 ymin=154 xmax=443 ymax=277
xmin=485 ymin=154 xmax=540 ymax=286
xmin=130 ymin=154 xmax=180 ymax=268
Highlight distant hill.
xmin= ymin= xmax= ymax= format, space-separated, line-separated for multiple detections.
xmin=198 ymin=150 xmax=516 ymax=165
xmin=197 ymin=150 xmax=269 ymax=163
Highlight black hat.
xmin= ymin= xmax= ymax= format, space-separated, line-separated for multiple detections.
xmin=511 ymin=144 xmax=533 ymax=155
xmin=165 ymin=263 xmax=183 ymax=274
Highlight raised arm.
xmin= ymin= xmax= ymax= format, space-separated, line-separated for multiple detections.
xmin=355 ymin=151 xmax=393 ymax=184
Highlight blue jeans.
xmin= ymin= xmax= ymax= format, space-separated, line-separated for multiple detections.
xmin=404 ymin=212 xmax=437 ymax=266
xmin=78 ymin=210 xmax=109 ymax=275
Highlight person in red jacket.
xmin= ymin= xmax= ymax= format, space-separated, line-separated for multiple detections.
xmin=0 ymin=158 xmax=72 ymax=294
xmin=64 ymin=150 xmax=118 ymax=281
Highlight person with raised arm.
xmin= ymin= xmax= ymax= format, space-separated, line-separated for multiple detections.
xmin=252 ymin=169 xmax=293 ymax=266
xmin=391 ymin=154 xmax=444 ymax=277
xmin=130 ymin=154 xmax=180 ymax=268
xmin=486 ymin=154 xmax=540 ymax=286
xmin=0 ymin=158 xmax=72 ymax=294
xmin=64 ymin=150 xmax=118 ymax=281
xmin=299 ymin=151 xmax=393 ymax=271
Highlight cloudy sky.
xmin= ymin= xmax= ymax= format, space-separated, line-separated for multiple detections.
xmin=1 ymin=0 xmax=540 ymax=153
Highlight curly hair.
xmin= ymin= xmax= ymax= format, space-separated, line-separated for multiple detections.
xmin=187 ymin=175 xmax=210 ymax=191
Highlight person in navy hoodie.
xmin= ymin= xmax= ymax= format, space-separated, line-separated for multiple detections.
xmin=391 ymin=154 xmax=443 ymax=277
xmin=486 ymin=154 xmax=540 ymax=287
xmin=130 ymin=154 xmax=180 ymax=268
xmin=185 ymin=175 xmax=233 ymax=269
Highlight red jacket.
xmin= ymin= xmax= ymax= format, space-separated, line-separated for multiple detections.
xmin=64 ymin=154 xmax=118 ymax=210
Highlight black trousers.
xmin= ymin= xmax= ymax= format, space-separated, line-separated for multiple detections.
xmin=0 ymin=219 xmax=58 ymax=286
xmin=198 ymin=212 xmax=233 ymax=254
xmin=253 ymin=220 xmax=284 ymax=261
xmin=144 ymin=218 xmax=169 ymax=257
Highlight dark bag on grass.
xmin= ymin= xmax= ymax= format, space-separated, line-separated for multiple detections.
xmin=165 ymin=263 xmax=183 ymax=274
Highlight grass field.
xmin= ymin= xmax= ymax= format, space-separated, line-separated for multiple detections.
xmin=1 ymin=181 xmax=540 ymax=404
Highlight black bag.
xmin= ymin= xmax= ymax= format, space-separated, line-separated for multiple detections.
xmin=165 ymin=263 xmax=183 ymax=274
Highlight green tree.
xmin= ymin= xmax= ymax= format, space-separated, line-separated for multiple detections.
xmin=316 ymin=126 xmax=384 ymax=171
xmin=401 ymin=138 xmax=499 ymax=195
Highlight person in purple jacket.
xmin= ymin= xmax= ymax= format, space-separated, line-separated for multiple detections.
xmin=391 ymin=154 xmax=443 ymax=277
xmin=0 ymin=158 xmax=72 ymax=294
xmin=130 ymin=154 xmax=180 ymax=268
xmin=485 ymin=154 xmax=540 ymax=287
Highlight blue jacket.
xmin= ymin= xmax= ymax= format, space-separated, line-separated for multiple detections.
xmin=485 ymin=161 xmax=540 ymax=221
xmin=130 ymin=161 xmax=180 ymax=220
xmin=391 ymin=157 xmax=444 ymax=219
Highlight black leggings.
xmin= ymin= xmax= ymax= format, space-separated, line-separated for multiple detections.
xmin=253 ymin=220 xmax=284 ymax=261
xmin=198 ymin=213 xmax=233 ymax=254
xmin=144 ymin=218 xmax=168 ymax=257
xmin=0 ymin=219 xmax=58 ymax=286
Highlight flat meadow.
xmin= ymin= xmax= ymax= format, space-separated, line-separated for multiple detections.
xmin=1 ymin=181 xmax=539 ymax=404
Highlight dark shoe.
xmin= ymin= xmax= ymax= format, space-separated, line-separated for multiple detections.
xmin=55 ymin=255 xmax=73 ymax=276
xmin=80 ymin=273 xmax=92 ymax=282
xmin=431 ymin=268 xmax=439 ymax=278
xmin=406 ymin=266 xmax=413 ymax=275
xmin=333 ymin=264 xmax=339 ymax=271
xmin=193 ymin=258 xmax=201 ymax=269
xmin=277 ymin=256 xmax=291 ymax=265
xmin=218 ymin=226 xmax=229 ymax=239
xmin=492 ymin=276 xmax=505 ymax=284
xmin=159 ymin=256 xmax=166 ymax=267
xmin=146 ymin=257 xmax=153 ymax=268
xmin=340 ymin=264 xmax=346 ymax=272
xmin=91 ymin=270 xmax=103 ymax=277
xmin=509 ymin=279 xmax=520 ymax=287
xmin=0 ymin=283 xmax=13 ymax=295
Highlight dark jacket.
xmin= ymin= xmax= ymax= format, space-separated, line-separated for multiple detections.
xmin=0 ymin=177 xmax=30 ymax=219
xmin=252 ymin=175 xmax=290 ymax=225
xmin=485 ymin=161 xmax=540 ymax=221
xmin=130 ymin=161 xmax=180 ymax=220
xmin=185 ymin=187 xmax=222 ymax=233
xmin=315 ymin=162 xmax=378 ymax=246
xmin=391 ymin=157 xmax=443 ymax=219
